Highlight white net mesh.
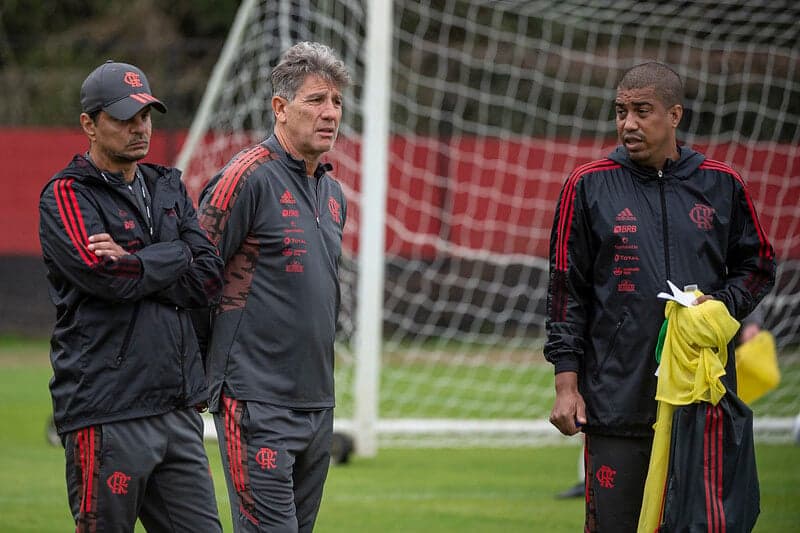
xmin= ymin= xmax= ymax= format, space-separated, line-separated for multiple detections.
xmin=181 ymin=0 xmax=800 ymax=447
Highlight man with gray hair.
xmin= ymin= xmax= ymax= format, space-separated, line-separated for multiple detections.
xmin=198 ymin=41 xmax=351 ymax=532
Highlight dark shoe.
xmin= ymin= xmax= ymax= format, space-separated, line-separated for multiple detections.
xmin=330 ymin=431 xmax=354 ymax=465
xmin=556 ymin=481 xmax=585 ymax=499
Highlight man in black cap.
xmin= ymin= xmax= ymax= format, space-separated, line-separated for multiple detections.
xmin=39 ymin=60 xmax=224 ymax=532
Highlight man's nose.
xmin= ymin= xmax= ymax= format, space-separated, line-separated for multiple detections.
xmin=129 ymin=113 xmax=148 ymax=131
xmin=320 ymin=98 xmax=339 ymax=118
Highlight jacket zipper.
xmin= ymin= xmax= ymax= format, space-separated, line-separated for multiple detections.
xmin=114 ymin=302 xmax=141 ymax=367
xmin=100 ymin=171 xmax=154 ymax=244
xmin=658 ymin=170 xmax=671 ymax=281
xmin=312 ymin=177 xmax=322 ymax=228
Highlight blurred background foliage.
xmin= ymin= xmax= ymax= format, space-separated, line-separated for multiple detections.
xmin=0 ymin=0 xmax=239 ymax=127
xmin=1 ymin=0 xmax=798 ymax=140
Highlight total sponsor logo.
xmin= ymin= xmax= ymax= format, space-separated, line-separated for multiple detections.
xmin=614 ymin=254 xmax=639 ymax=262
xmin=282 ymin=236 xmax=308 ymax=257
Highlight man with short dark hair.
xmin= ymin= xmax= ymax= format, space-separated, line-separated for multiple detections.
xmin=39 ymin=60 xmax=224 ymax=532
xmin=545 ymin=61 xmax=775 ymax=531
xmin=198 ymin=42 xmax=351 ymax=532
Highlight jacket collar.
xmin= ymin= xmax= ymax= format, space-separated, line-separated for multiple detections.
xmin=263 ymin=134 xmax=333 ymax=179
xmin=43 ymin=154 xmax=174 ymax=194
xmin=608 ymin=144 xmax=705 ymax=180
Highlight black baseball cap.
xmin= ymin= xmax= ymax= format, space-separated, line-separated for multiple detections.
xmin=80 ymin=60 xmax=167 ymax=120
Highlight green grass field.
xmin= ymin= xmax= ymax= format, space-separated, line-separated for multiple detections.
xmin=1 ymin=338 xmax=798 ymax=532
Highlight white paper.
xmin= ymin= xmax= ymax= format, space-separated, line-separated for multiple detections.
xmin=656 ymin=279 xmax=696 ymax=307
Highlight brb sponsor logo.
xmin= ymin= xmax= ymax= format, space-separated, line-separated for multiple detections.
xmin=613 ymin=224 xmax=637 ymax=234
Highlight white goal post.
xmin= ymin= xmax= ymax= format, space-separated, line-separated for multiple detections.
xmin=178 ymin=0 xmax=800 ymax=454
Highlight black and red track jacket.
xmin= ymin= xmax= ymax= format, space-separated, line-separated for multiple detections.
xmin=39 ymin=155 xmax=223 ymax=435
xmin=545 ymin=145 xmax=775 ymax=437
xmin=197 ymin=134 xmax=346 ymax=412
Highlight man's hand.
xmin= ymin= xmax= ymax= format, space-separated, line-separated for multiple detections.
xmin=88 ymin=233 xmax=129 ymax=261
xmin=549 ymin=371 xmax=587 ymax=436
xmin=692 ymin=294 xmax=714 ymax=306
xmin=738 ymin=322 xmax=762 ymax=344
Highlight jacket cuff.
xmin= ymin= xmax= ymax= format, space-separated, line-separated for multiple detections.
xmin=553 ymin=358 xmax=580 ymax=375
xmin=177 ymin=240 xmax=194 ymax=266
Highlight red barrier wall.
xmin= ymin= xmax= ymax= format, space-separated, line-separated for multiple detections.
xmin=2 ymin=128 xmax=797 ymax=259
xmin=0 ymin=127 xmax=187 ymax=255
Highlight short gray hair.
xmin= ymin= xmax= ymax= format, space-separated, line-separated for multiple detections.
xmin=618 ymin=61 xmax=683 ymax=108
xmin=271 ymin=41 xmax=352 ymax=101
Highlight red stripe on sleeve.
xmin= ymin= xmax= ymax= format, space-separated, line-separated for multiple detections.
xmin=211 ymin=147 xmax=268 ymax=210
xmin=700 ymin=160 xmax=773 ymax=261
xmin=555 ymin=160 xmax=620 ymax=271
xmin=54 ymin=179 xmax=99 ymax=266
xmin=700 ymin=160 xmax=774 ymax=296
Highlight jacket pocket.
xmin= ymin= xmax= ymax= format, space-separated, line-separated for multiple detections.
xmin=106 ymin=302 xmax=141 ymax=368
xmin=592 ymin=312 xmax=628 ymax=383
xmin=156 ymin=200 xmax=181 ymax=241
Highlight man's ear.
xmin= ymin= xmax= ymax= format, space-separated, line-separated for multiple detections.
xmin=80 ymin=112 xmax=96 ymax=142
xmin=670 ymin=104 xmax=683 ymax=128
xmin=272 ymin=95 xmax=288 ymax=124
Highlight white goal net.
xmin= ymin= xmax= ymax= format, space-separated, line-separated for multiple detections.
xmin=178 ymin=0 xmax=800 ymax=451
